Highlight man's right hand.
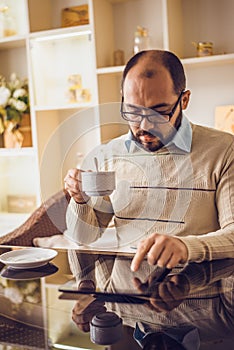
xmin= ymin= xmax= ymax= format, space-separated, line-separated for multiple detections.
xmin=64 ymin=168 xmax=90 ymax=204
xmin=133 ymin=274 xmax=190 ymax=312
xmin=72 ymin=296 xmax=106 ymax=332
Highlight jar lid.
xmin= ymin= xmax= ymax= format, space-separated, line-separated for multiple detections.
xmin=91 ymin=312 xmax=121 ymax=327
xmin=197 ymin=41 xmax=213 ymax=46
xmin=90 ymin=312 xmax=123 ymax=345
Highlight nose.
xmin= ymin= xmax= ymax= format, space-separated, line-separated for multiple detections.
xmin=140 ymin=116 xmax=155 ymax=131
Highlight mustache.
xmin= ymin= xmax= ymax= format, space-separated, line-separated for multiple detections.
xmin=136 ymin=129 xmax=162 ymax=138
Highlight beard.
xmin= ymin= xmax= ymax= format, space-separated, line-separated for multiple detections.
xmin=131 ymin=109 xmax=183 ymax=152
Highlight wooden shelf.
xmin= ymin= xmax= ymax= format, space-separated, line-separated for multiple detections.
xmin=0 ymin=35 xmax=27 ymax=49
xmin=97 ymin=65 xmax=124 ymax=75
xmin=34 ymin=102 xmax=93 ymax=112
xmin=0 ymin=147 xmax=35 ymax=157
xmin=29 ymin=24 xmax=92 ymax=41
xmin=97 ymin=53 xmax=234 ymax=76
xmin=182 ymin=53 xmax=234 ymax=67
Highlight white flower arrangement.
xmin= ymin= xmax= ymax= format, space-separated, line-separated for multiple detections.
xmin=0 ymin=73 xmax=30 ymax=134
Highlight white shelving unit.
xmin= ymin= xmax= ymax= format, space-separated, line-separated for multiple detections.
xmin=0 ymin=0 xmax=234 ymax=235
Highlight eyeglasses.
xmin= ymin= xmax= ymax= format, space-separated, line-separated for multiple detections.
xmin=121 ymin=90 xmax=184 ymax=124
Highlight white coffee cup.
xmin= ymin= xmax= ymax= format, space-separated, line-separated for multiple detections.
xmin=81 ymin=171 xmax=116 ymax=196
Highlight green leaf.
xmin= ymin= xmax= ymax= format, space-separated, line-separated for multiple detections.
xmin=6 ymin=106 xmax=21 ymax=124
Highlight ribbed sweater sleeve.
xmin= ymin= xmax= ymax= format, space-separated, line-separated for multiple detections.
xmin=179 ymin=132 xmax=234 ymax=262
xmin=178 ymin=224 xmax=234 ymax=262
xmin=65 ymin=197 xmax=114 ymax=245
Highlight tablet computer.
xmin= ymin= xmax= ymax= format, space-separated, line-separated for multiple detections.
xmin=58 ymin=266 xmax=172 ymax=304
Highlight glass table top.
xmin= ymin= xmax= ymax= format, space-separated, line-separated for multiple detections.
xmin=0 ymin=245 xmax=233 ymax=350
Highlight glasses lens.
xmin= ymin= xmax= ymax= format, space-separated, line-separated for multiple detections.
xmin=147 ymin=113 xmax=169 ymax=123
xmin=122 ymin=112 xmax=142 ymax=122
xmin=121 ymin=103 xmax=168 ymax=124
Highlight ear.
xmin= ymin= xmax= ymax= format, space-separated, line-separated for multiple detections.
xmin=181 ymin=90 xmax=191 ymax=110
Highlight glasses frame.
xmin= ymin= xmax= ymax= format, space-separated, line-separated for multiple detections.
xmin=121 ymin=90 xmax=184 ymax=124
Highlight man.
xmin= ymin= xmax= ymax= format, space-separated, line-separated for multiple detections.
xmin=64 ymin=50 xmax=234 ymax=272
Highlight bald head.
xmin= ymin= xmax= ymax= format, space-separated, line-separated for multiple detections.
xmin=121 ymin=50 xmax=186 ymax=97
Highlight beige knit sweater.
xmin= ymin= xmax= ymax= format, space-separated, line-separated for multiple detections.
xmin=65 ymin=123 xmax=234 ymax=263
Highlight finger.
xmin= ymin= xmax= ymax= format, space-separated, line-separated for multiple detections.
xmin=64 ymin=170 xmax=90 ymax=202
xmin=166 ymin=244 xmax=189 ymax=268
xmin=149 ymin=297 xmax=168 ymax=312
xmin=148 ymin=267 xmax=171 ymax=285
xmin=72 ymin=297 xmax=103 ymax=315
xmin=159 ymin=281 xmax=186 ymax=310
xmin=132 ymin=277 xmax=142 ymax=290
xmin=158 ymin=282 xmax=174 ymax=303
xmin=146 ymin=235 xmax=173 ymax=267
xmin=156 ymin=249 xmax=173 ymax=268
xmin=79 ymin=323 xmax=90 ymax=332
xmin=169 ymin=275 xmax=190 ymax=295
xmin=157 ymin=248 xmax=186 ymax=269
xmin=147 ymin=244 xmax=163 ymax=266
xmin=132 ymin=277 xmax=148 ymax=292
xmin=72 ymin=305 xmax=107 ymax=324
xmin=150 ymin=283 xmax=176 ymax=312
xmin=64 ymin=168 xmax=85 ymax=189
xmin=65 ymin=174 xmax=80 ymax=192
xmin=72 ymin=318 xmax=90 ymax=332
xmin=166 ymin=253 xmax=181 ymax=269
xmin=148 ymin=238 xmax=182 ymax=269
xmin=166 ymin=278 xmax=188 ymax=300
xmin=145 ymin=301 xmax=163 ymax=312
xmin=145 ymin=287 xmax=165 ymax=312
xmin=131 ymin=237 xmax=156 ymax=272
xmin=66 ymin=168 xmax=80 ymax=179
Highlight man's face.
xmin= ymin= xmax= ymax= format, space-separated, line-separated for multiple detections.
xmin=123 ymin=62 xmax=188 ymax=152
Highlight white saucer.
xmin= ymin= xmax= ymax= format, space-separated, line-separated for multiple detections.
xmin=0 ymin=247 xmax=57 ymax=269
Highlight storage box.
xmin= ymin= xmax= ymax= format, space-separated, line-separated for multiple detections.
xmin=7 ymin=195 xmax=37 ymax=213
xmin=61 ymin=5 xmax=89 ymax=27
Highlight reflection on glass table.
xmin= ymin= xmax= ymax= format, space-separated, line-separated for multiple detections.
xmin=61 ymin=249 xmax=234 ymax=349
xmin=0 ymin=246 xmax=234 ymax=349
xmin=0 ymin=246 xmax=105 ymax=350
